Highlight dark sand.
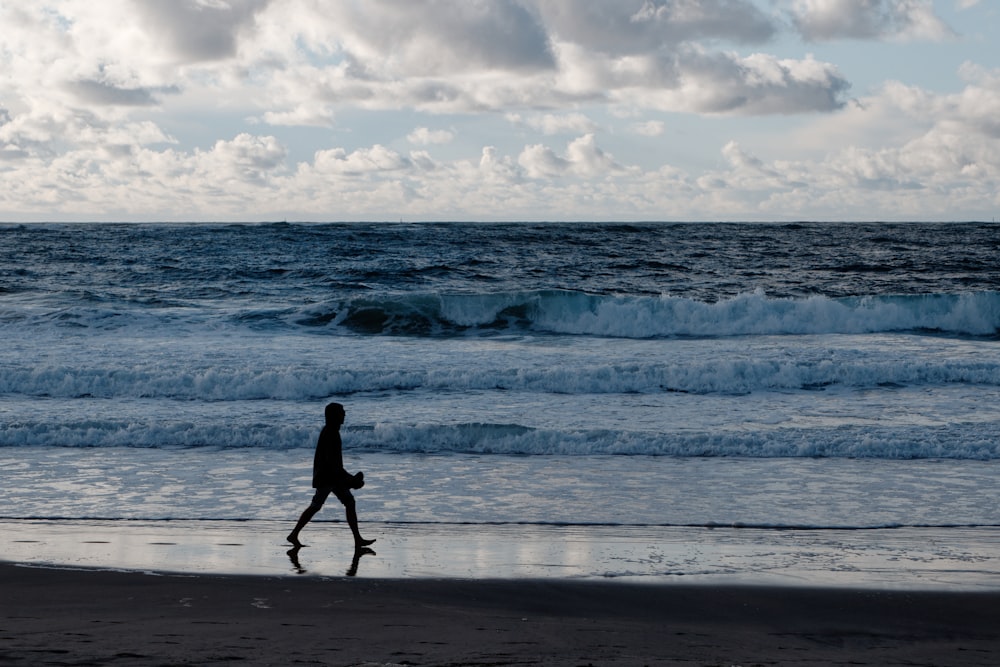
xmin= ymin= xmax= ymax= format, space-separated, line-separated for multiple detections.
xmin=2 ymin=562 xmax=998 ymax=666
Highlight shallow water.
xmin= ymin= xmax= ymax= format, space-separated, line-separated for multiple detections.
xmin=3 ymin=449 xmax=997 ymax=530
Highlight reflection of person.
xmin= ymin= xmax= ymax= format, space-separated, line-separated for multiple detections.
xmin=287 ymin=403 xmax=375 ymax=550
xmin=287 ymin=540 xmax=375 ymax=576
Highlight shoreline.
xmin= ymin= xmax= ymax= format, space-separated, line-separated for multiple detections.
xmin=3 ymin=518 xmax=999 ymax=590
xmin=2 ymin=516 xmax=999 ymax=664
xmin=2 ymin=562 xmax=998 ymax=666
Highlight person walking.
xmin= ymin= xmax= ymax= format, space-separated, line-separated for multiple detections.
xmin=287 ymin=402 xmax=375 ymax=550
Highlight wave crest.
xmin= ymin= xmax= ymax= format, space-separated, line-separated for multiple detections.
xmin=2 ymin=420 xmax=997 ymax=459
xmin=295 ymin=290 xmax=1000 ymax=338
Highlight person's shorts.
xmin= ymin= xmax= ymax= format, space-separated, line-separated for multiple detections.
xmin=309 ymin=485 xmax=354 ymax=509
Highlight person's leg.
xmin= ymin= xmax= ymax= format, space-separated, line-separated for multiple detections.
xmin=335 ymin=488 xmax=375 ymax=548
xmin=286 ymin=505 xmax=317 ymax=547
xmin=345 ymin=503 xmax=375 ymax=547
xmin=287 ymin=489 xmax=330 ymax=547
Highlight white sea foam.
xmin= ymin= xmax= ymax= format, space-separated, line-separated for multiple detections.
xmin=2 ymin=350 xmax=998 ymax=400
xmin=4 ymin=289 xmax=999 ymax=339
xmin=2 ymin=411 xmax=998 ymax=459
xmin=360 ymin=289 xmax=1000 ymax=337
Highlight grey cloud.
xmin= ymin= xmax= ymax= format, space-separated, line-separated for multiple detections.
xmin=0 ymin=148 xmax=30 ymax=161
xmin=788 ymin=0 xmax=954 ymax=42
xmin=243 ymin=1 xmax=848 ymax=118
xmin=67 ymin=80 xmax=179 ymax=106
xmin=341 ymin=0 xmax=555 ymax=75
xmin=534 ymin=0 xmax=777 ymax=54
xmin=856 ymin=175 xmax=924 ymax=190
xmin=133 ymin=0 xmax=270 ymax=62
xmin=674 ymin=49 xmax=851 ymax=114
xmin=408 ymin=81 xmax=466 ymax=105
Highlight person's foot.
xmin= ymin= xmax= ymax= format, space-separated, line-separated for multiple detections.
xmin=287 ymin=533 xmax=304 ymax=547
xmin=355 ymin=537 xmax=376 ymax=547
xmin=347 ymin=546 xmax=375 ymax=576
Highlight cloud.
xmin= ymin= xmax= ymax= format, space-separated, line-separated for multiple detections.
xmin=66 ymin=80 xmax=179 ymax=106
xmin=131 ymin=0 xmax=271 ymax=63
xmin=697 ymin=66 xmax=1000 ymax=217
xmin=535 ymin=0 xmax=777 ymax=54
xmin=564 ymin=133 xmax=621 ymax=176
xmin=313 ymin=144 xmax=411 ymax=175
xmin=313 ymin=0 xmax=555 ymax=76
xmin=0 ymin=0 xmax=854 ymax=142
xmin=407 ymin=127 xmax=455 ymax=145
xmin=204 ymin=133 xmax=288 ymax=182
xmin=518 ymin=143 xmax=570 ymax=178
xmin=616 ymin=49 xmax=850 ymax=114
xmin=631 ymin=120 xmax=664 ymax=136
xmin=518 ymin=133 xmax=620 ymax=178
xmin=787 ymin=0 xmax=955 ymax=42
xmin=0 ymin=1 xmax=996 ymax=221
xmin=261 ymin=106 xmax=336 ymax=128
xmin=507 ymin=112 xmax=598 ymax=135
xmin=241 ymin=0 xmax=849 ymax=116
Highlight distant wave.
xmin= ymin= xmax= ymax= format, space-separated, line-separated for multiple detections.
xmin=2 ymin=420 xmax=998 ymax=459
xmin=291 ymin=289 xmax=1000 ymax=338
xmin=2 ymin=353 xmax=999 ymax=400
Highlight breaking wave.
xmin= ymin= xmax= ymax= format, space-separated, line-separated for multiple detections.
xmin=4 ymin=290 xmax=998 ymax=339
xmin=293 ymin=289 xmax=1000 ymax=338
xmin=1 ymin=419 xmax=998 ymax=459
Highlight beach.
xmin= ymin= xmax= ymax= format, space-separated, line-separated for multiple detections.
xmin=3 ymin=519 xmax=999 ymax=588
xmin=3 ymin=560 xmax=999 ymax=666
xmin=3 ymin=519 xmax=999 ymax=665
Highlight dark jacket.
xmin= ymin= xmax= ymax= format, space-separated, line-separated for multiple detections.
xmin=311 ymin=426 xmax=352 ymax=488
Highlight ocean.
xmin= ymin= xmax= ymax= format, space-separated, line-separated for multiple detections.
xmin=1 ymin=221 xmax=998 ymax=581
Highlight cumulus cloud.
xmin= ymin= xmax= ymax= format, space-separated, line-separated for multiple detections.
xmin=246 ymin=0 xmax=850 ymax=116
xmin=535 ymin=0 xmax=777 ymax=54
xmin=313 ymin=144 xmax=410 ymax=175
xmin=622 ymin=49 xmax=850 ymax=114
xmin=518 ymin=133 xmax=620 ymax=178
xmin=203 ymin=133 xmax=288 ymax=182
xmin=0 ymin=0 xmax=854 ymax=158
xmin=0 ymin=1 xmax=996 ymax=221
xmin=786 ymin=0 xmax=955 ymax=42
xmin=132 ymin=0 xmax=270 ymax=62
xmin=314 ymin=0 xmax=555 ymax=76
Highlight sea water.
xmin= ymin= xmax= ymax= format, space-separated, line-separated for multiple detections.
xmin=1 ymin=222 xmax=998 ymax=576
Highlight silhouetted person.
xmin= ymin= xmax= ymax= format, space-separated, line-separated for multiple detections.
xmin=287 ymin=402 xmax=375 ymax=549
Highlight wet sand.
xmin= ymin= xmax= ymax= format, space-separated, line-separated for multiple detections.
xmin=2 ymin=562 xmax=999 ymax=666
xmin=3 ymin=519 xmax=999 ymax=588
xmin=2 ymin=519 xmax=999 ymax=665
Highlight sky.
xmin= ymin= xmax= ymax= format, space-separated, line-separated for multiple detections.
xmin=0 ymin=0 xmax=998 ymax=222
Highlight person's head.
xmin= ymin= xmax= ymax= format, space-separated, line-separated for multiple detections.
xmin=325 ymin=402 xmax=345 ymax=426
